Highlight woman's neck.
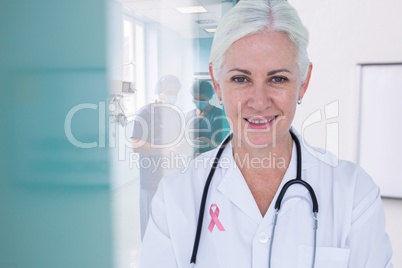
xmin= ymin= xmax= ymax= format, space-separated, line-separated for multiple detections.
xmin=232 ymin=133 xmax=293 ymax=176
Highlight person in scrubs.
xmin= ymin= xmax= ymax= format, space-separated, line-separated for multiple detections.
xmin=131 ymin=74 xmax=185 ymax=239
xmin=140 ymin=1 xmax=393 ymax=267
xmin=186 ymin=79 xmax=230 ymax=156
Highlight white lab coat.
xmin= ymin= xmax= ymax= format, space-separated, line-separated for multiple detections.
xmin=140 ymin=132 xmax=393 ymax=268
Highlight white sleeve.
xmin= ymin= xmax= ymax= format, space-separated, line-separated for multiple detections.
xmin=140 ymin=183 xmax=178 ymax=268
xmin=346 ymin=170 xmax=393 ymax=267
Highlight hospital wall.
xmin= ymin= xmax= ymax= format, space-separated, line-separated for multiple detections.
xmin=289 ymin=0 xmax=402 ymax=266
xmin=143 ymin=22 xmax=196 ymax=112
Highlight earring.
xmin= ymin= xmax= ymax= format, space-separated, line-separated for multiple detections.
xmin=297 ymin=98 xmax=302 ymax=105
xmin=219 ymin=99 xmax=223 ymax=105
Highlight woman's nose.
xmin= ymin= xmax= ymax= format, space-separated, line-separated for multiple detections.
xmin=247 ymin=83 xmax=272 ymax=111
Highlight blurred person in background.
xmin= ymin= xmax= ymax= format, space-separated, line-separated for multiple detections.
xmin=186 ymin=79 xmax=230 ymax=156
xmin=131 ymin=74 xmax=184 ymax=239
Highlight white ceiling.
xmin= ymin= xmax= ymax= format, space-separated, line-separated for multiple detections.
xmin=117 ymin=0 xmax=233 ymax=38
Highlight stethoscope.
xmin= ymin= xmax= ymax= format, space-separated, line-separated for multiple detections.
xmin=190 ymin=129 xmax=319 ymax=268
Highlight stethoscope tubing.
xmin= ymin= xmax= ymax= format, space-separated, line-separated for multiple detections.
xmin=190 ymin=133 xmax=233 ymax=264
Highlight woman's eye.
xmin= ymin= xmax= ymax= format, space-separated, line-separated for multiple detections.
xmin=271 ymin=76 xmax=287 ymax=83
xmin=233 ymin=77 xmax=248 ymax=83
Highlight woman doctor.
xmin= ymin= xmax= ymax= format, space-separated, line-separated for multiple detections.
xmin=140 ymin=0 xmax=393 ymax=267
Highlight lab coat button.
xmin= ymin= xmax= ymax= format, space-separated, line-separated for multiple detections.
xmin=258 ymin=232 xmax=269 ymax=243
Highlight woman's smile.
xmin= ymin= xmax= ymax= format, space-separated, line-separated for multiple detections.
xmin=245 ymin=115 xmax=279 ymax=129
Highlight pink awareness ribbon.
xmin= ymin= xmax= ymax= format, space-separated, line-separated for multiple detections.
xmin=208 ymin=203 xmax=225 ymax=232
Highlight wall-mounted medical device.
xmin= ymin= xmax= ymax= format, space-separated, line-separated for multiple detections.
xmin=109 ymin=80 xmax=137 ymax=126
xmin=110 ymin=80 xmax=136 ymax=95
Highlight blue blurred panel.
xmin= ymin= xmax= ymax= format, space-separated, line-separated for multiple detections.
xmin=0 ymin=0 xmax=113 ymax=268
xmin=0 ymin=0 xmax=106 ymax=69
xmin=8 ymin=70 xmax=109 ymax=186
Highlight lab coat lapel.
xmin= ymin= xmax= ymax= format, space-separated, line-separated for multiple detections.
xmin=266 ymin=143 xmax=300 ymax=219
xmin=216 ymin=145 xmax=263 ymax=224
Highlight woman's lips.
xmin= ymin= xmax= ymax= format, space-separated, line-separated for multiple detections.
xmin=245 ymin=115 xmax=278 ymax=129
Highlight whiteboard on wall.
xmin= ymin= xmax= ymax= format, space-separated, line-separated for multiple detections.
xmin=358 ymin=64 xmax=402 ymax=198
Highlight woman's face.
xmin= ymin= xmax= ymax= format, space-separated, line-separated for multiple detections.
xmin=210 ymin=30 xmax=312 ymax=150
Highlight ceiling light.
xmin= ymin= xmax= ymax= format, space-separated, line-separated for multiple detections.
xmin=204 ymin=28 xmax=217 ymax=33
xmin=175 ymin=6 xmax=207 ymax=14
xmin=195 ymin=19 xmax=217 ymax=25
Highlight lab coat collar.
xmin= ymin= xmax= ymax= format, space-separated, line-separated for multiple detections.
xmin=217 ymin=162 xmax=263 ymax=224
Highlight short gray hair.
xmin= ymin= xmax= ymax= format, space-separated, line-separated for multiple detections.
xmin=209 ymin=0 xmax=310 ymax=82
